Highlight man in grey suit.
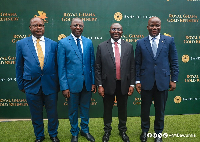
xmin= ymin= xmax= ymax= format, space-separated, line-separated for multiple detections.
xmin=95 ymin=23 xmax=135 ymax=142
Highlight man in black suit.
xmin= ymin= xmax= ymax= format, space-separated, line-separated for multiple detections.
xmin=95 ymin=23 xmax=135 ymax=142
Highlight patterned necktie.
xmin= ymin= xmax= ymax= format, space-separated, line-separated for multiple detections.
xmin=77 ymin=38 xmax=83 ymax=59
xmin=114 ymin=42 xmax=120 ymax=80
xmin=36 ymin=39 xmax=44 ymax=70
xmin=152 ymin=37 xmax=157 ymax=57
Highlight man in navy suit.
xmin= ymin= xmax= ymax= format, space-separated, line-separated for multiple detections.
xmin=16 ymin=17 xmax=60 ymax=142
xmin=135 ymin=17 xmax=179 ymax=142
xmin=57 ymin=18 xmax=96 ymax=142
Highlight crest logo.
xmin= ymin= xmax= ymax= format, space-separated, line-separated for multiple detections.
xmin=34 ymin=11 xmax=48 ymax=23
xmin=174 ymin=96 xmax=181 ymax=103
xmin=114 ymin=12 xmax=123 ymax=21
xmin=182 ymin=55 xmax=189 ymax=63
xmin=58 ymin=34 xmax=66 ymax=41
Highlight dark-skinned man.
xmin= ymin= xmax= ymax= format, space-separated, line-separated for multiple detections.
xmin=16 ymin=17 xmax=60 ymax=142
xmin=135 ymin=17 xmax=179 ymax=142
xmin=57 ymin=18 xmax=96 ymax=142
xmin=95 ymin=23 xmax=135 ymax=142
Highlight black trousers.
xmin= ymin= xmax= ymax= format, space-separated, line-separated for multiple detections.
xmin=141 ymin=82 xmax=168 ymax=134
xmin=103 ymin=80 xmax=128 ymax=133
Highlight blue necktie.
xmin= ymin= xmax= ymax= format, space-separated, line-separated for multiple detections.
xmin=152 ymin=37 xmax=157 ymax=57
xmin=76 ymin=38 xmax=83 ymax=59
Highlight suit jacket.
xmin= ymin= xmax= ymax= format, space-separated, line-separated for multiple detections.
xmin=95 ymin=39 xmax=135 ymax=95
xmin=16 ymin=36 xmax=59 ymax=95
xmin=135 ymin=35 xmax=179 ymax=91
xmin=57 ymin=34 xmax=95 ymax=93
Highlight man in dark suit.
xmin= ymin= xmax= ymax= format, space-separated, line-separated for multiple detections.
xmin=95 ymin=23 xmax=135 ymax=142
xmin=135 ymin=17 xmax=179 ymax=142
xmin=16 ymin=17 xmax=60 ymax=142
xmin=57 ymin=18 xmax=96 ymax=142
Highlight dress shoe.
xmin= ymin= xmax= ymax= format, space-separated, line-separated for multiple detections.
xmin=155 ymin=137 xmax=162 ymax=142
xmin=140 ymin=132 xmax=147 ymax=142
xmin=50 ymin=136 xmax=60 ymax=142
xmin=119 ymin=132 xmax=130 ymax=142
xmin=35 ymin=137 xmax=45 ymax=142
xmin=80 ymin=131 xmax=95 ymax=142
xmin=71 ymin=135 xmax=78 ymax=142
xmin=102 ymin=132 xmax=111 ymax=142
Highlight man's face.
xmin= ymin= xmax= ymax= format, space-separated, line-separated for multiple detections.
xmin=109 ymin=23 xmax=123 ymax=41
xmin=147 ymin=17 xmax=161 ymax=37
xmin=70 ymin=19 xmax=84 ymax=37
xmin=29 ymin=18 xmax=45 ymax=39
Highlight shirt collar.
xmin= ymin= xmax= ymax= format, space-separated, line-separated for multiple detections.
xmin=111 ymin=38 xmax=121 ymax=44
xmin=71 ymin=33 xmax=82 ymax=41
xmin=32 ymin=35 xmax=45 ymax=42
xmin=149 ymin=33 xmax=160 ymax=40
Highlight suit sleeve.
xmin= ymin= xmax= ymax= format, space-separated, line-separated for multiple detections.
xmin=135 ymin=40 xmax=142 ymax=82
xmin=95 ymin=45 xmax=102 ymax=86
xmin=15 ymin=41 xmax=24 ymax=90
xmin=169 ymin=37 xmax=179 ymax=82
xmin=57 ymin=40 xmax=69 ymax=91
xmin=90 ymin=41 xmax=95 ymax=85
xmin=130 ymin=44 xmax=135 ymax=85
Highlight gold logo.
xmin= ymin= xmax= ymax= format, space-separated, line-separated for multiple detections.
xmin=174 ymin=96 xmax=181 ymax=103
xmin=182 ymin=55 xmax=189 ymax=63
xmin=114 ymin=12 xmax=123 ymax=21
xmin=164 ymin=33 xmax=171 ymax=37
xmin=34 ymin=11 xmax=48 ymax=22
xmin=58 ymin=34 xmax=66 ymax=41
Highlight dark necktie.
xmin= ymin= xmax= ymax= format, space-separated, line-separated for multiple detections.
xmin=152 ymin=37 xmax=157 ymax=57
xmin=76 ymin=38 xmax=83 ymax=59
xmin=114 ymin=42 xmax=120 ymax=80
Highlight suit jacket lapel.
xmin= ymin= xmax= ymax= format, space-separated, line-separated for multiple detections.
xmin=120 ymin=39 xmax=126 ymax=66
xmin=144 ymin=36 xmax=155 ymax=60
xmin=43 ymin=37 xmax=50 ymax=70
xmin=27 ymin=36 xmax=40 ymax=64
xmin=155 ymin=35 xmax=164 ymax=59
xmin=106 ymin=39 xmax=115 ymax=65
xmin=69 ymin=34 xmax=82 ymax=61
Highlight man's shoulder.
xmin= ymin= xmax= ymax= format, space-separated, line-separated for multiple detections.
xmin=98 ymin=39 xmax=110 ymax=46
xmin=17 ymin=36 xmax=31 ymax=44
xmin=81 ymin=35 xmax=92 ymax=42
xmin=44 ymin=37 xmax=57 ymax=44
xmin=121 ymin=39 xmax=132 ymax=46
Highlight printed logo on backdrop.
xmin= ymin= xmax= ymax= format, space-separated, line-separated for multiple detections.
xmin=62 ymin=13 xmax=97 ymax=22
xmin=0 ymin=99 xmax=28 ymax=106
xmin=174 ymin=96 xmax=200 ymax=103
xmin=0 ymin=56 xmax=16 ymax=65
xmin=185 ymin=75 xmax=199 ymax=82
xmin=34 ymin=11 xmax=48 ymax=23
xmin=0 ymin=12 xmax=19 ymax=21
xmin=114 ymin=12 xmax=156 ymax=22
xmin=167 ymin=14 xmax=199 ymax=22
xmin=184 ymin=36 xmax=200 ymax=44
xmin=182 ymin=55 xmax=200 ymax=63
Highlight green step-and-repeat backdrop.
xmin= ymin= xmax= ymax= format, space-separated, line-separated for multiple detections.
xmin=0 ymin=0 xmax=200 ymax=119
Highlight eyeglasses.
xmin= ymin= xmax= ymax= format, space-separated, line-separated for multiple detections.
xmin=111 ymin=28 xmax=122 ymax=32
xmin=72 ymin=24 xmax=84 ymax=28
xmin=31 ymin=24 xmax=45 ymax=28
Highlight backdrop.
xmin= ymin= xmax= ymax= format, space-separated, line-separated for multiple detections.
xmin=0 ymin=0 xmax=199 ymax=118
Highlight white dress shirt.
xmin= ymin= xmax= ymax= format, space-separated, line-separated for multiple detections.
xmin=71 ymin=33 xmax=83 ymax=53
xmin=32 ymin=35 xmax=45 ymax=57
xmin=111 ymin=38 xmax=121 ymax=57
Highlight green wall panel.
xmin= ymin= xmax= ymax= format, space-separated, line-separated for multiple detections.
xmin=0 ymin=0 xmax=200 ymax=118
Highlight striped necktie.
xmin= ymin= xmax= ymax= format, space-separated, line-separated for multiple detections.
xmin=152 ymin=37 xmax=157 ymax=57
xmin=36 ymin=39 xmax=44 ymax=70
xmin=114 ymin=42 xmax=120 ymax=80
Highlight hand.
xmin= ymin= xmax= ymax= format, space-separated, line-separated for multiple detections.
xmin=20 ymin=89 xmax=25 ymax=93
xmin=136 ymin=83 xmax=141 ymax=94
xmin=98 ymin=86 xmax=105 ymax=97
xmin=128 ymin=86 xmax=134 ymax=96
xmin=91 ymin=85 xmax=97 ymax=93
xmin=62 ymin=89 xmax=70 ymax=98
xmin=169 ymin=81 xmax=176 ymax=91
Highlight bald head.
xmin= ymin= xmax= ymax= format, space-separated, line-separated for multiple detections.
xmin=147 ymin=17 xmax=161 ymax=37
